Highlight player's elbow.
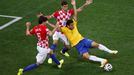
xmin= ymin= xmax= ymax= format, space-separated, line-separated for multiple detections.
xmin=48 ymin=32 xmax=53 ymax=36
xmin=26 ymin=33 xmax=30 ymax=36
xmin=90 ymin=0 xmax=93 ymax=3
xmin=26 ymin=32 xmax=32 ymax=36
xmin=49 ymin=33 xmax=52 ymax=36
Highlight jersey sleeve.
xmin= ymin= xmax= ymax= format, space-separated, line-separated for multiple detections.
xmin=53 ymin=11 xmax=59 ymax=18
xmin=30 ymin=27 xmax=36 ymax=34
xmin=69 ymin=9 xmax=74 ymax=16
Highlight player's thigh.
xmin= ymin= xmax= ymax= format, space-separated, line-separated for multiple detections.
xmin=52 ymin=31 xmax=60 ymax=40
xmin=36 ymin=46 xmax=49 ymax=64
xmin=53 ymin=40 xmax=58 ymax=45
xmin=91 ymin=41 xmax=99 ymax=48
xmin=83 ymin=38 xmax=94 ymax=48
xmin=64 ymin=43 xmax=70 ymax=49
xmin=75 ymin=42 xmax=88 ymax=55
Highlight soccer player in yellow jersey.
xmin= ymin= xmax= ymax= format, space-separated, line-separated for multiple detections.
xmin=61 ymin=0 xmax=118 ymax=68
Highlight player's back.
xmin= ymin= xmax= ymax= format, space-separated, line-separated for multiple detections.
xmin=31 ymin=24 xmax=49 ymax=48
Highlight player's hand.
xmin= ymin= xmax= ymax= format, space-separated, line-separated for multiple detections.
xmin=46 ymin=21 xmax=49 ymax=24
xmin=77 ymin=8 xmax=82 ymax=12
xmin=85 ymin=0 xmax=93 ymax=5
xmin=71 ymin=0 xmax=76 ymax=6
xmin=36 ymin=12 xmax=43 ymax=18
xmin=26 ymin=22 xmax=31 ymax=27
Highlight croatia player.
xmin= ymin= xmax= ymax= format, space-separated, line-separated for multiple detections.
xmin=60 ymin=0 xmax=118 ymax=68
xmin=17 ymin=16 xmax=64 ymax=75
xmin=47 ymin=0 xmax=93 ymax=64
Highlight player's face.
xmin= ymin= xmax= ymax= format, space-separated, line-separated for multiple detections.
xmin=67 ymin=23 xmax=74 ymax=30
xmin=62 ymin=4 xmax=68 ymax=11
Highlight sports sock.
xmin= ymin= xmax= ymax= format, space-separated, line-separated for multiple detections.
xmin=23 ymin=64 xmax=38 ymax=72
xmin=50 ymin=44 xmax=57 ymax=51
xmin=89 ymin=55 xmax=104 ymax=62
xmin=98 ymin=44 xmax=112 ymax=53
xmin=62 ymin=47 xmax=68 ymax=54
xmin=50 ymin=54 xmax=60 ymax=65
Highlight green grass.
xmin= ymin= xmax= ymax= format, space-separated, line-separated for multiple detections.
xmin=0 ymin=17 xmax=13 ymax=26
xmin=0 ymin=0 xmax=134 ymax=75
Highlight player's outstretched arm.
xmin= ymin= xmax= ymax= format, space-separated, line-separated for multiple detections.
xmin=47 ymin=14 xmax=53 ymax=19
xmin=77 ymin=0 xmax=93 ymax=12
xmin=46 ymin=21 xmax=55 ymax=28
xmin=71 ymin=0 xmax=77 ymax=21
xmin=25 ymin=22 xmax=32 ymax=36
xmin=48 ymin=23 xmax=58 ymax=36
xmin=36 ymin=12 xmax=52 ymax=20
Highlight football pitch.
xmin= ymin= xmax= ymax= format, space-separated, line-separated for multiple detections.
xmin=0 ymin=0 xmax=134 ymax=75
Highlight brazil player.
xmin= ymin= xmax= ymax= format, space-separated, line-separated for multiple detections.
xmin=47 ymin=0 xmax=93 ymax=64
xmin=60 ymin=0 xmax=118 ymax=68
xmin=17 ymin=16 xmax=64 ymax=75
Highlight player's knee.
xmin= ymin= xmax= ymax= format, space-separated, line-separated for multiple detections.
xmin=53 ymin=40 xmax=58 ymax=44
xmin=37 ymin=61 xmax=43 ymax=65
xmin=36 ymin=59 xmax=44 ymax=65
xmin=91 ymin=41 xmax=99 ymax=48
xmin=65 ymin=45 xmax=70 ymax=49
xmin=49 ymin=50 xmax=54 ymax=55
xmin=83 ymin=53 xmax=90 ymax=60
xmin=83 ymin=55 xmax=89 ymax=59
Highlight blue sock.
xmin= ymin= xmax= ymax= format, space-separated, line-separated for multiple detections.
xmin=23 ymin=64 xmax=38 ymax=72
xmin=62 ymin=47 xmax=68 ymax=54
xmin=50 ymin=44 xmax=57 ymax=51
xmin=50 ymin=54 xmax=60 ymax=65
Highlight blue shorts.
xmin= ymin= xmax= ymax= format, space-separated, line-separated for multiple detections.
xmin=75 ymin=38 xmax=93 ymax=55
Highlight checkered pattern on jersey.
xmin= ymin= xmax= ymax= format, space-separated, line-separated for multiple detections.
xmin=37 ymin=37 xmax=49 ymax=48
xmin=30 ymin=25 xmax=50 ymax=48
xmin=53 ymin=9 xmax=74 ymax=26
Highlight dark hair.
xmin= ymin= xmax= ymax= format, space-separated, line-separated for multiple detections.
xmin=61 ymin=1 xmax=68 ymax=6
xmin=38 ymin=16 xmax=48 ymax=24
xmin=66 ymin=19 xmax=73 ymax=26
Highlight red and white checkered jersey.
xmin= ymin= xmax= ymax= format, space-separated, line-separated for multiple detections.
xmin=30 ymin=24 xmax=49 ymax=48
xmin=53 ymin=9 xmax=74 ymax=26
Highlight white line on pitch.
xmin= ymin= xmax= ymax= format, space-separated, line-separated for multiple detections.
xmin=0 ymin=15 xmax=22 ymax=30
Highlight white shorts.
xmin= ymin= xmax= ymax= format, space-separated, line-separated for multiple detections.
xmin=53 ymin=31 xmax=70 ymax=45
xmin=36 ymin=46 xmax=50 ymax=64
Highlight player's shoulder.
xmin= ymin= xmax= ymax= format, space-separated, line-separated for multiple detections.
xmin=69 ymin=8 xmax=73 ymax=11
xmin=54 ymin=10 xmax=61 ymax=13
xmin=68 ymin=9 xmax=74 ymax=12
xmin=73 ymin=19 xmax=77 ymax=23
xmin=53 ymin=10 xmax=61 ymax=16
xmin=61 ymin=26 xmax=67 ymax=31
xmin=37 ymin=24 xmax=47 ymax=29
xmin=42 ymin=25 xmax=48 ymax=29
xmin=33 ymin=25 xmax=38 ymax=29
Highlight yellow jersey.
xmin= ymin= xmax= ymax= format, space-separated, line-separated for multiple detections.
xmin=61 ymin=20 xmax=84 ymax=47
